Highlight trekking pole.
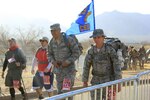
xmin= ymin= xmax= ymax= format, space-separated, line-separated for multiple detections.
xmin=21 ymin=76 xmax=28 ymax=99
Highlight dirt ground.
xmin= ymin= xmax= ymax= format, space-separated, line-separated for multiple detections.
xmin=0 ymin=63 xmax=150 ymax=96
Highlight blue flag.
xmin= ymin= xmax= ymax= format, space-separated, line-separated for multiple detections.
xmin=66 ymin=1 xmax=95 ymax=35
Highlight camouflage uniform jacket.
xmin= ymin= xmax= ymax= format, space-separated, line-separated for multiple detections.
xmin=47 ymin=33 xmax=81 ymax=74
xmin=82 ymin=44 xmax=122 ymax=84
xmin=130 ymin=49 xmax=139 ymax=59
xmin=139 ymin=48 xmax=146 ymax=58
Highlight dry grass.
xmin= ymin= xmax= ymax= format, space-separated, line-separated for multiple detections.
xmin=144 ymin=44 xmax=150 ymax=50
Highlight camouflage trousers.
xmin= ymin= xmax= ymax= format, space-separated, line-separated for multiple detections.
xmin=55 ymin=70 xmax=76 ymax=100
xmin=90 ymin=75 xmax=113 ymax=100
xmin=139 ymin=57 xmax=145 ymax=69
xmin=90 ymin=87 xmax=117 ymax=100
xmin=128 ymin=57 xmax=132 ymax=70
xmin=132 ymin=58 xmax=138 ymax=70
xmin=90 ymin=88 xmax=106 ymax=100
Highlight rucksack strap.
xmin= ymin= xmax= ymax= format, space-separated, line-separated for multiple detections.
xmin=90 ymin=44 xmax=115 ymax=77
xmin=62 ymin=32 xmax=71 ymax=51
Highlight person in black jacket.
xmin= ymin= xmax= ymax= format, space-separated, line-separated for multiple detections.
xmin=1 ymin=38 xmax=27 ymax=100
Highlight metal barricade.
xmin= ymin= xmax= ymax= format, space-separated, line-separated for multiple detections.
xmin=44 ymin=70 xmax=150 ymax=100
xmin=136 ymin=70 xmax=150 ymax=100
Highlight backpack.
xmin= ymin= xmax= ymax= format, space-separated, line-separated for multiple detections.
xmin=105 ymin=38 xmax=121 ymax=51
xmin=105 ymin=38 xmax=127 ymax=69
xmin=62 ymin=32 xmax=83 ymax=54
xmin=15 ymin=48 xmax=27 ymax=70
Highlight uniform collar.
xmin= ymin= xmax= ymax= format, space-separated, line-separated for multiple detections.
xmin=94 ymin=44 xmax=106 ymax=52
xmin=53 ymin=34 xmax=64 ymax=43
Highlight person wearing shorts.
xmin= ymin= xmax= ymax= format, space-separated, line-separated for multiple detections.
xmin=31 ymin=37 xmax=54 ymax=99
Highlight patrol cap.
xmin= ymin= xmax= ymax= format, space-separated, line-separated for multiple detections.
xmin=39 ymin=37 xmax=49 ymax=42
xmin=50 ymin=23 xmax=61 ymax=30
xmin=90 ymin=29 xmax=106 ymax=38
xmin=8 ymin=38 xmax=16 ymax=42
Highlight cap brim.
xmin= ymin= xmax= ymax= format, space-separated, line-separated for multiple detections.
xmin=8 ymin=38 xmax=16 ymax=42
xmin=89 ymin=34 xmax=99 ymax=38
xmin=90 ymin=34 xmax=106 ymax=38
xmin=39 ymin=39 xmax=49 ymax=42
xmin=8 ymin=39 xmax=15 ymax=42
xmin=8 ymin=40 xmax=12 ymax=42
xmin=39 ymin=39 xmax=44 ymax=41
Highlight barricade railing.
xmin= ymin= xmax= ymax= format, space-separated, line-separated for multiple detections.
xmin=44 ymin=70 xmax=150 ymax=100
xmin=136 ymin=70 xmax=150 ymax=100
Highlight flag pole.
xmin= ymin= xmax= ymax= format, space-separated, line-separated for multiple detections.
xmin=92 ymin=0 xmax=96 ymax=29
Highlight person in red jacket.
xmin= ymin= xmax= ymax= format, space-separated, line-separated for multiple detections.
xmin=31 ymin=37 xmax=54 ymax=99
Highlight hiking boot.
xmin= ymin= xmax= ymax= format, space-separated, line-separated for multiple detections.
xmin=22 ymin=93 xmax=27 ymax=100
xmin=39 ymin=95 xmax=44 ymax=99
xmin=11 ymin=97 xmax=16 ymax=100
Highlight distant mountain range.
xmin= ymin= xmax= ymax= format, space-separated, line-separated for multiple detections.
xmin=0 ymin=11 xmax=150 ymax=43
xmin=0 ymin=17 xmax=52 ymax=34
xmin=95 ymin=11 xmax=150 ymax=42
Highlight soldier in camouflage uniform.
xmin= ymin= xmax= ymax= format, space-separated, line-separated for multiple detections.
xmin=82 ymin=29 xmax=122 ymax=100
xmin=122 ymin=45 xmax=128 ymax=70
xmin=129 ymin=47 xmax=139 ymax=70
xmin=47 ymin=23 xmax=80 ymax=99
xmin=138 ymin=46 xmax=146 ymax=69
xmin=1 ymin=38 xmax=27 ymax=100
xmin=128 ymin=46 xmax=133 ymax=70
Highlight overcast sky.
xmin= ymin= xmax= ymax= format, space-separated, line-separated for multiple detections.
xmin=0 ymin=0 xmax=150 ymax=27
